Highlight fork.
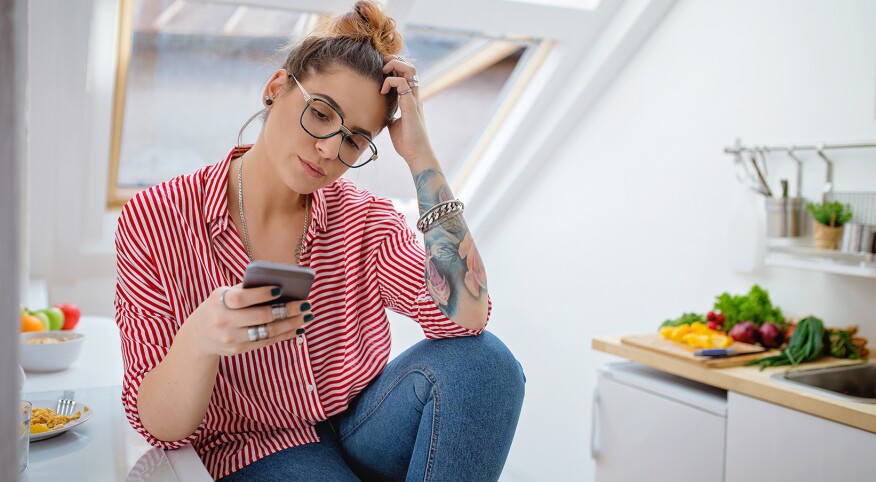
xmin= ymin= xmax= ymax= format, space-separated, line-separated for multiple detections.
xmin=56 ymin=390 xmax=76 ymax=417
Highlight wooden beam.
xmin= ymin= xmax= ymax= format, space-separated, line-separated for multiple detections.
xmin=453 ymin=39 xmax=555 ymax=192
xmin=106 ymin=0 xmax=136 ymax=210
xmin=419 ymin=41 xmax=521 ymax=101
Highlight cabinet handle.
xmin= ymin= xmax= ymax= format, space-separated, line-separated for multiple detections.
xmin=590 ymin=386 xmax=601 ymax=460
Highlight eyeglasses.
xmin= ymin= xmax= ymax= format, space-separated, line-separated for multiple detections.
xmin=288 ymin=73 xmax=378 ymax=169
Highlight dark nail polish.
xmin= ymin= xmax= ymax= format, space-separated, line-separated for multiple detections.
xmin=296 ymin=328 xmax=305 ymax=335
xmin=271 ymin=287 xmax=281 ymax=297
xmin=304 ymin=313 xmax=315 ymax=323
xmin=300 ymin=302 xmax=311 ymax=312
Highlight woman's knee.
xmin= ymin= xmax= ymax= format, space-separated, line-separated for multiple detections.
xmin=474 ymin=331 xmax=526 ymax=387
xmin=430 ymin=331 xmax=526 ymax=392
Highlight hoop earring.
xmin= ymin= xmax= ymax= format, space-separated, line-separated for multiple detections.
xmin=237 ymin=109 xmax=267 ymax=147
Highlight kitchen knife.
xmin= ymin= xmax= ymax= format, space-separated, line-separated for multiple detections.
xmin=694 ymin=348 xmax=738 ymax=357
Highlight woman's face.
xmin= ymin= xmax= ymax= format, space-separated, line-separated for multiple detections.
xmin=261 ymin=67 xmax=386 ymax=194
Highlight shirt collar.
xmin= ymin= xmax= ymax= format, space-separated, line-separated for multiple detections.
xmin=204 ymin=146 xmax=329 ymax=235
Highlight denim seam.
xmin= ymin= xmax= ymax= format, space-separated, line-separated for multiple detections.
xmin=339 ymin=366 xmax=437 ymax=441
xmin=338 ymin=366 xmax=440 ymax=481
xmin=423 ymin=374 xmax=440 ymax=482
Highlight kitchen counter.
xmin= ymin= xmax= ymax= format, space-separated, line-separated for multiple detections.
xmin=20 ymin=317 xmax=211 ymax=481
xmin=592 ymin=334 xmax=876 ymax=434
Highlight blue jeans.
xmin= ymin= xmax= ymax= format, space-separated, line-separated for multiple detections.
xmin=218 ymin=331 xmax=526 ymax=481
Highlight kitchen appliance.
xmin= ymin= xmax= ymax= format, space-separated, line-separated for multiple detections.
xmin=592 ymin=362 xmax=727 ymax=482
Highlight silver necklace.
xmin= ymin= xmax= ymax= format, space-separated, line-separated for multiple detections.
xmin=237 ymin=155 xmax=310 ymax=263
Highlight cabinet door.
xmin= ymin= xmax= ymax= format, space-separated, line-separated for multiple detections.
xmin=594 ymin=377 xmax=726 ymax=482
xmin=726 ymin=392 xmax=876 ymax=482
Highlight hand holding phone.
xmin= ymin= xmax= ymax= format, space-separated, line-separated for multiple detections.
xmin=242 ymin=261 xmax=316 ymax=306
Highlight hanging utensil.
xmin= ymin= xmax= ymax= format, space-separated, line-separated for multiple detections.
xmin=816 ymin=144 xmax=834 ymax=201
xmin=756 ymin=146 xmax=770 ymax=179
xmin=786 ymin=147 xmax=803 ymax=198
xmin=750 ymin=152 xmax=773 ymax=197
xmin=733 ymin=151 xmax=767 ymax=195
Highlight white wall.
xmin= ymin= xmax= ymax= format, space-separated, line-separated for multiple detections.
xmin=481 ymin=1 xmax=876 ymax=480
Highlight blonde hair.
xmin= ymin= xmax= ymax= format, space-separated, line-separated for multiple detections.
xmin=286 ymin=1 xmax=403 ymax=124
xmin=239 ymin=1 xmax=404 ymax=145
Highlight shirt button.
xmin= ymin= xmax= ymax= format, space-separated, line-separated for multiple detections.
xmin=296 ymin=336 xmax=304 ymax=345
xmin=306 ymin=384 xmax=314 ymax=392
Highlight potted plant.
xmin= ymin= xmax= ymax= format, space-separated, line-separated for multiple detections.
xmin=806 ymin=201 xmax=853 ymax=249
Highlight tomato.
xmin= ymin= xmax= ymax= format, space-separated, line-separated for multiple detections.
xmin=716 ymin=313 xmax=725 ymax=323
xmin=55 ymin=303 xmax=81 ymax=330
xmin=706 ymin=311 xmax=716 ymax=321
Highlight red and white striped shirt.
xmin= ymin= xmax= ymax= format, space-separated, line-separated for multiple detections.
xmin=114 ymin=146 xmax=490 ymax=480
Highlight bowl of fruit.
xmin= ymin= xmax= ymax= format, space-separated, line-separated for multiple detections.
xmin=20 ymin=304 xmax=83 ymax=372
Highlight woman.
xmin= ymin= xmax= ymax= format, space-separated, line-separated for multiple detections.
xmin=114 ymin=2 xmax=525 ymax=480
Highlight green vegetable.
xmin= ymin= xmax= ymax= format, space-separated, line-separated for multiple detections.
xmin=747 ymin=316 xmax=825 ymax=370
xmin=713 ymin=284 xmax=784 ymax=332
xmin=806 ymin=201 xmax=853 ymax=227
xmin=824 ymin=328 xmax=865 ymax=360
xmin=659 ymin=312 xmax=704 ymax=329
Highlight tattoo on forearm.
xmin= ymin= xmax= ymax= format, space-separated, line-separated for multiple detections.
xmin=414 ymin=168 xmax=488 ymax=319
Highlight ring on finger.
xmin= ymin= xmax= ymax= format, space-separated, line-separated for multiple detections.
xmin=247 ymin=326 xmax=259 ymax=342
xmin=399 ymin=89 xmax=413 ymax=96
xmin=220 ymin=289 xmax=231 ymax=310
xmin=257 ymin=324 xmax=269 ymax=340
xmin=270 ymin=302 xmax=288 ymax=322
xmin=409 ymin=74 xmax=419 ymax=82
xmin=408 ymin=80 xmax=419 ymax=87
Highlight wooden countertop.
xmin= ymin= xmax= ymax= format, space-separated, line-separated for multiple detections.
xmin=592 ymin=334 xmax=876 ymax=434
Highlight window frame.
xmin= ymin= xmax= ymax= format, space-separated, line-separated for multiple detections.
xmin=106 ymin=0 xmax=553 ymax=209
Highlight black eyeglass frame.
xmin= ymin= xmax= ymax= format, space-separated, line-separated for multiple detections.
xmin=288 ymin=73 xmax=378 ymax=169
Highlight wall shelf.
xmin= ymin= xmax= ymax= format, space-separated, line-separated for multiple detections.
xmin=725 ymin=139 xmax=876 ymax=278
xmin=765 ymin=243 xmax=876 ymax=278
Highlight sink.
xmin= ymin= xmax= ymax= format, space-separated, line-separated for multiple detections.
xmin=771 ymin=362 xmax=876 ymax=403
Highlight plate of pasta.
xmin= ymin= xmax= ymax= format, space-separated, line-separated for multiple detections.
xmin=28 ymin=400 xmax=93 ymax=442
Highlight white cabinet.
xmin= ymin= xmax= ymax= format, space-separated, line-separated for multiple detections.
xmin=725 ymin=392 xmax=876 ymax=482
xmin=593 ymin=362 xmax=727 ymax=482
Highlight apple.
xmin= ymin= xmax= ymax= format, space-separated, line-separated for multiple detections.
xmin=56 ymin=303 xmax=81 ymax=330
xmin=38 ymin=307 xmax=65 ymax=331
xmin=30 ymin=311 xmax=51 ymax=330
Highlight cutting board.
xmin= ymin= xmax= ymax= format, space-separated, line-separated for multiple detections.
xmin=621 ymin=333 xmax=779 ymax=368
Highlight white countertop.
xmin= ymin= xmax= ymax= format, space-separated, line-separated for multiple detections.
xmin=22 ymin=317 xmax=123 ymax=393
xmin=20 ymin=317 xmax=211 ymax=481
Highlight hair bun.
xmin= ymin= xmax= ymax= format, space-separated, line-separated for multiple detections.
xmin=328 ymin=0 xmax=402 ymax=56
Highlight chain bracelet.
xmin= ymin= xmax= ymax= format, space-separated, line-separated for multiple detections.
xmin=416 ymin=200 xmax=465 ymax=233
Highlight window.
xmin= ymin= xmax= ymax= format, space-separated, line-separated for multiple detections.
xmin=108 ymin=0 xmax=316 ymax=207
xmin=108 ymin=2 xmax=548 ymax=209
xmin=344 ymin=26 xmax=538 ymax=203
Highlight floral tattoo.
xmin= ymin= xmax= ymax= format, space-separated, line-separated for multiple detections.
xmin=415 ymin=168 xmax=488 ymax=319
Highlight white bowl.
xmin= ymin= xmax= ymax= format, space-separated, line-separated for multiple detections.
xmin=19 ymin=331 xmax=85 ymax=372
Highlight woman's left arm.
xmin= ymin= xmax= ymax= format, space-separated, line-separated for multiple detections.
xmin=413 ymin=160 xmax=489 ymax=331
xmin=381 ymin=56 xmax=489 ymax=331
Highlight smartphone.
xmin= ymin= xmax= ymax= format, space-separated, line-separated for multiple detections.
xmin=242 ymin=261 xmax=316 ymax=306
